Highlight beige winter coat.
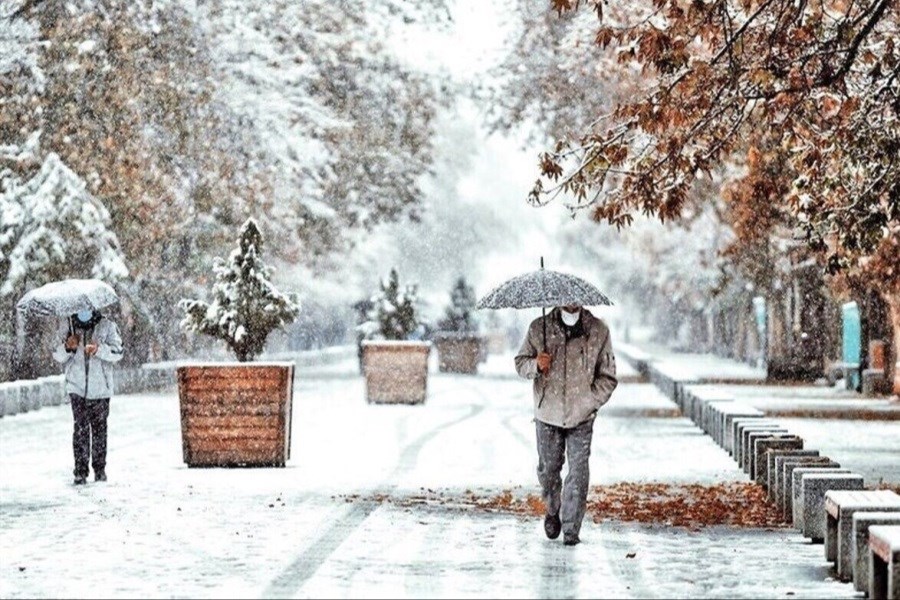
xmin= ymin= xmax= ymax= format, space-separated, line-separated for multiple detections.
xmin=515 ymin=308 xmax=618 ymax=428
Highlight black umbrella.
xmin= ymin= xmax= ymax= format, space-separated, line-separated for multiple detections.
xmin=476 ymin=258 xmax=612 ymax=350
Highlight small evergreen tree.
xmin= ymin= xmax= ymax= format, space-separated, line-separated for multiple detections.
xmin=358 ymin=268 xmax=423 ymax=341
xmin=180 ymin=219 xmax=300 ymax=362
xmin=437 ymin=276 xmax=479 ymax=333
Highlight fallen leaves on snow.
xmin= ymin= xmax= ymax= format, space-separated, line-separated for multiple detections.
xmin=337 ymin=482 xmax=789 ymax=529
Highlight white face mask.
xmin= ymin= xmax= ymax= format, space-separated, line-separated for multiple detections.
xmin=560 ymin=308 xmax=581 ymax=326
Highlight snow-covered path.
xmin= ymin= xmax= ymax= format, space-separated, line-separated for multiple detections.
xmin=1 ymin=357 xmax=858 ymax=598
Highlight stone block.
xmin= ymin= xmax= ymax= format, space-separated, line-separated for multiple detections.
xmin=753 ymin=437 xmax=804 ymax=485
xmin=742 ymin=429 xmax=789 ymax=474
xmin=735 ymin=422 xmax=783 ymax=465
xmin=768 ymin=450 xmax=819 ymax=501
xmin=799 ymin=473 xmax=864 ymax=540
xmin=725 ymin=414 xmax=766 ymax=454
xmin=790 ymin=466 xmax=849 ymax=527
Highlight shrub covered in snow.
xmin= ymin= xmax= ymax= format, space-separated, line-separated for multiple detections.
xmin=437 ymin=276 xmax=479 ymax=334
xmin=358 ymin=268 xmax=426 ymax=341
xmin=179 ymin=219 xmax=300 ymax=362
xmin=0 ymin=152 xmax=128 ymax=296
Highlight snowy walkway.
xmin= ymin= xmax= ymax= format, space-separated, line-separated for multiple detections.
xmin=0 ymin=356 xmax=859 ymax=598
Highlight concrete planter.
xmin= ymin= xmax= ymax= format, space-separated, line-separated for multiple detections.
xmin=433 ymin=333 xmax=483 ymax=375
xmin=176 ymin=362 xmax=294 ymax=467
xmin=362 ymin=341 xmax=431 ymax=404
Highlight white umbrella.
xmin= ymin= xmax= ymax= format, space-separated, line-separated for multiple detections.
xmin=16 ymin=279 xmax=119 ymax=318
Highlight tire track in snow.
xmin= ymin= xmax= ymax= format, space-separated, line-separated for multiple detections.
xmin=262 ymin=397 xmax=486 ymax=598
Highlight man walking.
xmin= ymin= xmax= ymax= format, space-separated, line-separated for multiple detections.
xmin=52 ymin=309 xmax=124 ymax=485
xmin=515 ymin=304 xmax=617 ymax=545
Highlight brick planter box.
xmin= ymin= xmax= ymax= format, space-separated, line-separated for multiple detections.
xmin=433 ymin=333 xmax=483 ymax=375
xmin=362 ymin=341 xmax=430 ymax=404
xmin=176 ymin=362 xmax=294 ymax=467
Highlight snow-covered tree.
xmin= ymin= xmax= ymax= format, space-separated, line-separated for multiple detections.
xmin=199 ymin=0 xmax=445 ymax=259
xmin=437 ymin=276 xmax=479 ymax=333
xmin=179 ymin=219 xmax=300 ymax=362
xmin=0 ymin=152 xmax=128 ymax=296
xmin=358 ymin=268 xmax=425 ymax=341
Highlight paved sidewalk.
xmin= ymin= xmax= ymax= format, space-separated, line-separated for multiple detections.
xmin=0 ymin=355 xmax=859 ymax=598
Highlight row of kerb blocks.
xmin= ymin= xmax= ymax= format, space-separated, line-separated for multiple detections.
xmin=645 ymin=362 xmax=900 ymax=600
xmin=0 ymin=366 xmax=174 ymax=418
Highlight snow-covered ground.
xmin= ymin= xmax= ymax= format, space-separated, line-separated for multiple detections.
xmin=0 ymin=354 xmax=863 ymax=598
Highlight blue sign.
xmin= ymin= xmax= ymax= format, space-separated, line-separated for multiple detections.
xmin=752 ymin=296 xmax=766 ymax=369
xmin=842 ymin=301 xmax=861 ymax=389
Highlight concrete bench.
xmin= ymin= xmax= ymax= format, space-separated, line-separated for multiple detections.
xmin=853 ymin=512 xmax=900 ymax=595
xmin=774 ymin=455 xmax=826 ymax=508
xmin=824 ymin=490 xmax=900 ymax=581
xmin=797 ymin=472 xmax=864 ymax=540
xmin=767 ymin=450 xmax=819 ymax=500
xmin=868 ymin=525 xmax=900 ymax=599
xmin=753 ymin=437 xmax=803 ymax=484
xmin=735 ymin=422 xmax=784 ymax=465
xmin=723 ymin=410 xmax=765 ymax=453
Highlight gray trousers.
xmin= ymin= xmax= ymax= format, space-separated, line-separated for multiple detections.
xmin=535 ymin=417 xmax=594 ymax=536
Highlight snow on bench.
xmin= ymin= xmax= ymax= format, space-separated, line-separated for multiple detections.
xmin=867 ymin=525 xmax=900 ymax=600
xmin=824 ymin=490 xmax=900 ymax=582
xmin=852 ymin=512 xmax=900 ymax=596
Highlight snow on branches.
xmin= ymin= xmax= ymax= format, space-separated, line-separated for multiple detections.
xmin=0 ymin=153 xmax=128 ymax=296
xmin=179 ymin=219 xmax=300 ymax=362
xmin=437 ymin=276 xmax=479 ymax=333
xmin=358 ymin=268 xmax=426 ymax=341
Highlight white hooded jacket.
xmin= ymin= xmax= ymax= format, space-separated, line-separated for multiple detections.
xmin=52 ymin=316 xmax=124 ymax=400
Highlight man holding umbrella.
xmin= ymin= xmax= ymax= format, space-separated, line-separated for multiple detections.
xmin=52 ymin=308 xmax=123 ymax=484
xmin=479 ymin=262 xmax=618 ymax=544
xmin=515 ymin=302 xmax=617 ymax=545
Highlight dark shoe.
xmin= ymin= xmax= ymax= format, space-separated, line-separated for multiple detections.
xmin=95 ymin=470 xmax=107 ymax=482
xmin=544 ymin=514 xmax=561 ymax=539
xmin=563 ymin=532 xmax=580 ymax=546
xmin=73 ymin=476 xmax=87 ymax=485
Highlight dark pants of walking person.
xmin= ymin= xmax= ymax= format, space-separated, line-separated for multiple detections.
xmin=70 ymin=394 xmax=109 ymax=480
xmin=536 ymin=417 xmax=594 ymax=539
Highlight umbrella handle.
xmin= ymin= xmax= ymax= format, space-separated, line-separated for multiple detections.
xmin=542 ymin=306 xmax=547 ymax=352
xmin=540 ymin=256 xmax=547 ymax=351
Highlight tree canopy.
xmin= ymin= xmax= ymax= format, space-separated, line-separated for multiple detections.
xmin=522 ymin=0 xmax=898 ymax=277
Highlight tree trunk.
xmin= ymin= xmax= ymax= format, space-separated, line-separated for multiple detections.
xmin=885 ymin=292 xmax=900 ymax=395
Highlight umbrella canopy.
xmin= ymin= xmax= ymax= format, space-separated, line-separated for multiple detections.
xmin=16 ymin=279 xmax=119 ymax=318
xmin=476 ymin=268 xmax=613 ymax=310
